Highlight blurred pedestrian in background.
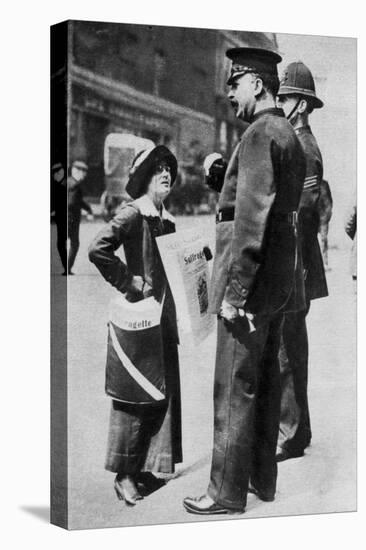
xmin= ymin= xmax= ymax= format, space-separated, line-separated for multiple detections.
xmin=276 ymin=61 xmax=328 ymax=461
xmin=68 ymin=159 xmax=94 ymax=275
xmin=344 ymin=193 xmax=357 ymax=284
xmin=89 ymin=146 xmax=182 ymax=507
xmin=51 ymin=161 xmax=67 ymax=274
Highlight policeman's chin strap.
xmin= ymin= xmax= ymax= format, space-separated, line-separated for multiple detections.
xmin=286 ymin=98 xmax=302 ymax=123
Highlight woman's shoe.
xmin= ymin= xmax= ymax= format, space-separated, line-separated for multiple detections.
xmin=114 ymin=475 xmax=143 ymax=506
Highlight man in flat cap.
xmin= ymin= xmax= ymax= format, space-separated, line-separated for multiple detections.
xmin=67 ymin=159 xmax=93 ymax=275
xmin=184 ymin=47 xmax=306 ymax=514
xmin=276 ymin=61 xmax=328 ymax=461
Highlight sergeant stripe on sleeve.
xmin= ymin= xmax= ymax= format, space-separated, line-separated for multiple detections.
xmin=303 ymin=175 xmax=318 ymax=189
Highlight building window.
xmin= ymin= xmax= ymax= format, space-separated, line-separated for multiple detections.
xmin=115 ymin=31 xmax=139 ymax=84
xmin=192 ymin=65 xmax=208 ymax=112
xmin=219 ymin=121 xmax=228 ymax=153
xmin=153 ymin=49 xmax=166 ymax=96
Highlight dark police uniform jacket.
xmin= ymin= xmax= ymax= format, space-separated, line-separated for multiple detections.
xmin=295 ymin=125 xmax=328 ymax=301
xmin=209 ymin=108 xmax=306 ymax=317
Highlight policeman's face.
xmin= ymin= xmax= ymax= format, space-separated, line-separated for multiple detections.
xmin=227 ymin=73 xmax=258 ymax=122
xmin=147 ymin=163 xmax=172 ymax=203
xmin=276 ymin=95 xmax=299 ymax=119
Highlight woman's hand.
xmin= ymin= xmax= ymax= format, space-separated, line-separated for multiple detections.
xmin=125 ymin=276 xmax=144 ymax=302
xmin=125 ymin=276 xmax=154 ymax=302
xmin=129 ymin=275 xmax=144 ymax=294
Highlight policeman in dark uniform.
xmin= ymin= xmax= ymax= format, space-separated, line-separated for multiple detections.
xmin=183 ymin=47 xmax=306 ymax=515
xmin=276 ymin=61 xmax=328 ymax=461
xmin=68 ymin=159 xmax=93 ymax=274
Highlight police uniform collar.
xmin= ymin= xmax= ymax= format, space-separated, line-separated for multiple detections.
xmin=134 ymin=194 xmax=175 ymax=223
xmin=295 ymin=124 xmax=312 ymax=134
xmin=250 ymin=107 xmax=285 ymax=123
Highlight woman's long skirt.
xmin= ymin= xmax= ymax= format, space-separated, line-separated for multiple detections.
xmin=105 ymin=319 xmax=182 ymax=474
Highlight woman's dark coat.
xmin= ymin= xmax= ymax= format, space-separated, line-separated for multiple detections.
xmin=88 ymin=195 xmax=182 ymax=472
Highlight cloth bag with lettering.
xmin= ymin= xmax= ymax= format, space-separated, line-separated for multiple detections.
xmin=105 ymin=295 xmax=166 ymax=404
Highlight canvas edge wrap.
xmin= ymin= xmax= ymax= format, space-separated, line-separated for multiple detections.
xmin=50 ymin=20 xmax=70 ymax=530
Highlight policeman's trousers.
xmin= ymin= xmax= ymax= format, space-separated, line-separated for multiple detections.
xmin=277 ymin=301 xmax=312 ymax=454
xmin=208 ymin=314 xmax=282 ymax=511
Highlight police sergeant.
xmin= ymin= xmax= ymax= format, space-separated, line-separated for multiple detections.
xmin=183 ymin=47 xmax=306 ymax=515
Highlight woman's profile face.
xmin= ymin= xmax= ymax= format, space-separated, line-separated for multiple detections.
xmin=147 ymin=162 xmax=172 ymax=202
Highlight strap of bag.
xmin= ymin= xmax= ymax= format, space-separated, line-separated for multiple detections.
xmin=128 ymin=201 xmax=167 ymax=320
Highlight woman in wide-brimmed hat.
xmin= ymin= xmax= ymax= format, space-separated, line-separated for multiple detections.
xmin=89 ymin=145 xmax=182 ymax=505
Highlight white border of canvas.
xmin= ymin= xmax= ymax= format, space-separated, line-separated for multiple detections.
xmin=1 ymin=1 xmax=363 ymax=549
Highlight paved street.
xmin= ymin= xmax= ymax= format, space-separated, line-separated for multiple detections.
xmin=51 ymin=216 xmax=356 ymax=530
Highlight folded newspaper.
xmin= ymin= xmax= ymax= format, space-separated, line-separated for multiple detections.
xmin=156 ymin=228 xmax=214 ymax=345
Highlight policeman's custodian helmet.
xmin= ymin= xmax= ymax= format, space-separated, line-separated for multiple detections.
xmin=277 ymin=61 xmax=324 ymax=109
xmin=226 ymin=47 xmax=282 ymax=85
xmin=126 ymin=145 xmax=178 ymax=199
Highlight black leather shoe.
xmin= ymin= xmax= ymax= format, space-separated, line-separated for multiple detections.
xmin=276 ymin=447 xmax=304 ymax=462
xmin=183 ymin=495 xmax=244 ymax=515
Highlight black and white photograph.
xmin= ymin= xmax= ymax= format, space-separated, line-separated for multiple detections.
xmin=50 ymin=18 xmax=357 ymax=530
xmin=3 ymin=1 xmax=363 ymax=547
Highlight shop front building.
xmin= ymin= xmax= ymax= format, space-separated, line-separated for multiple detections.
xmin=68 ymin=21 xmax=277 ymax=202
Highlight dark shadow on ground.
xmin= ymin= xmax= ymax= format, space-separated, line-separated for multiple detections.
xmin=20 ymin=506 xmax=50 ymax=523
xmin=136 ymin=456 xmax=210 ymax=498
xmin=164 ymin=454 xmax=211 ymax=481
